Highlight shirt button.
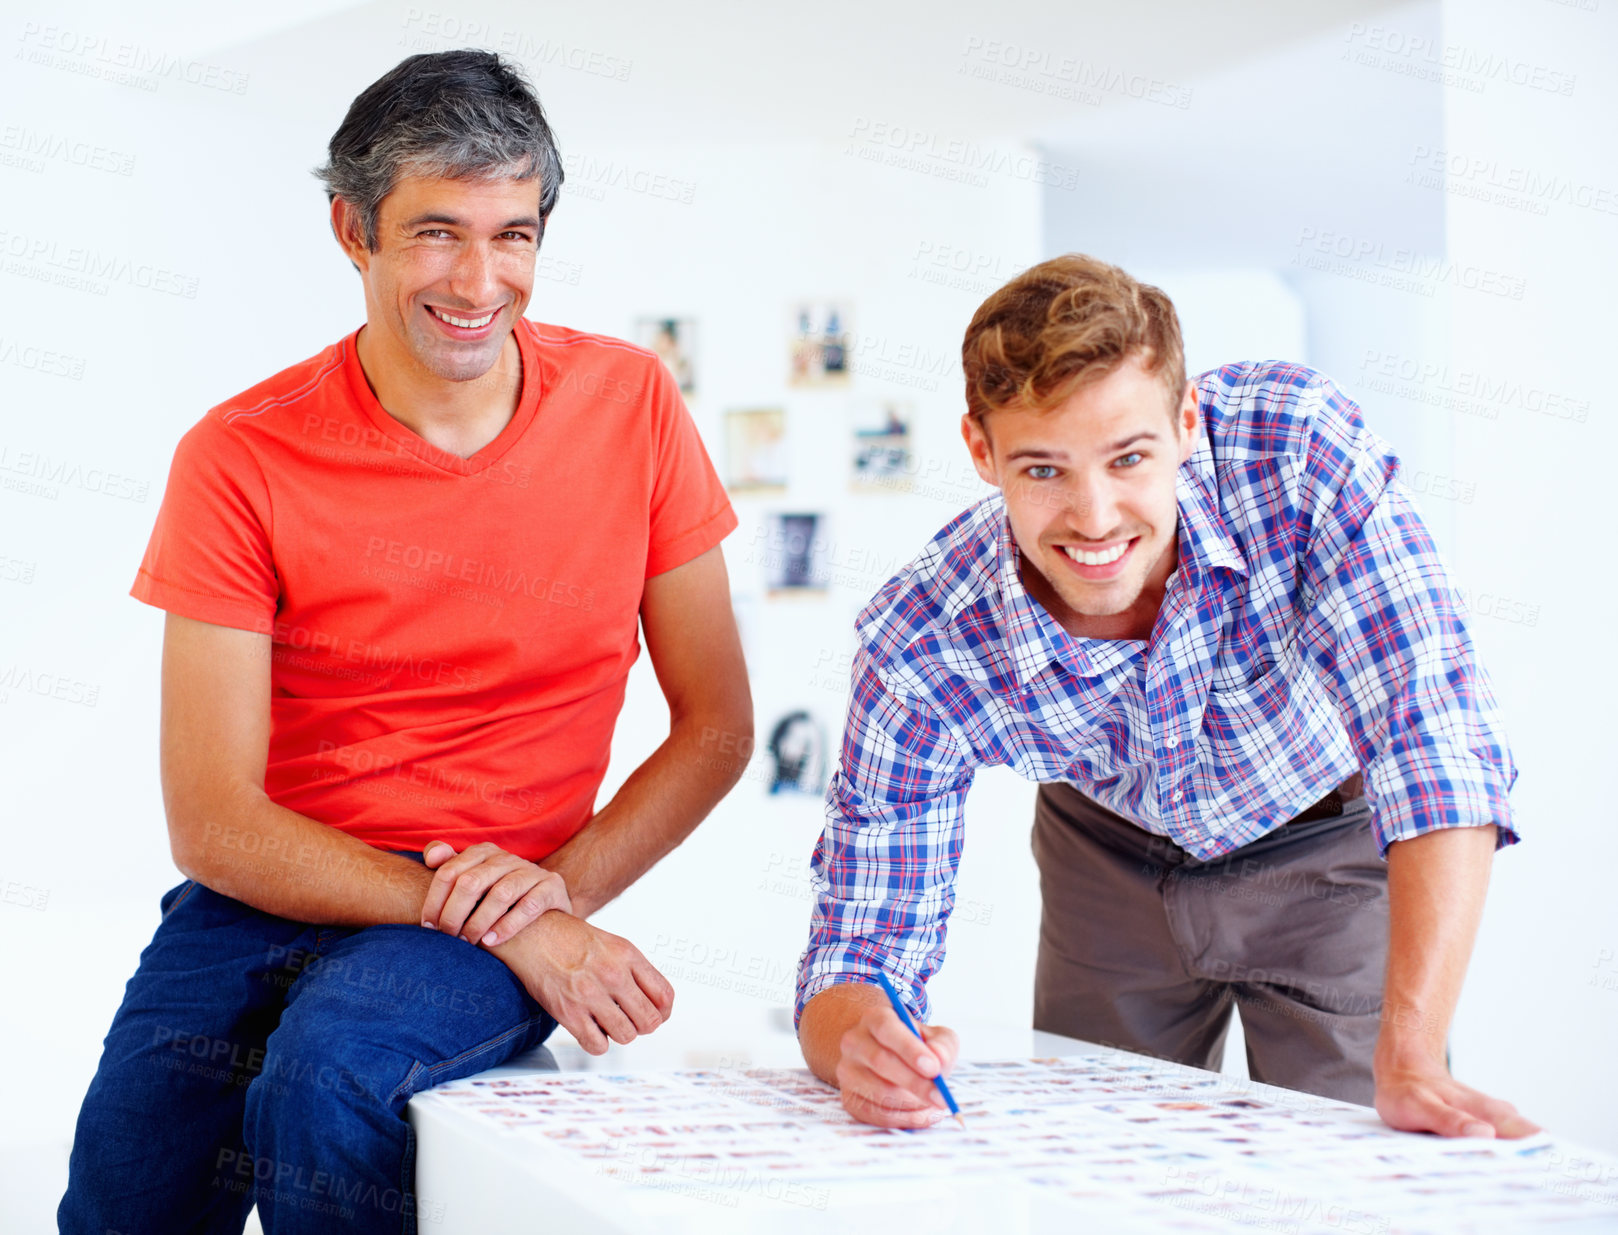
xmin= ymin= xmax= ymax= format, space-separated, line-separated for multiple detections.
xmin=1166 ymin=736 xmax=1180 ymax=749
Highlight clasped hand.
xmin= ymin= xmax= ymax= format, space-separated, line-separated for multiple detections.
xmin=418 ymin=840 xmax=673 ymax=1054
xmin=420 ymin=839 xmax=571 ymax=946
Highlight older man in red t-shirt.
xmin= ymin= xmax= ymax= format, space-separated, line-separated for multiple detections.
xmin=58 ymin=51 xmax=751 ymax=1235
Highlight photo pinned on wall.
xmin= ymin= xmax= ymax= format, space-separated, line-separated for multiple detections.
xmin=850 ymin=398 xmax=914 ymax=491
xmin=635 ymin=316 xmax=697 ymax=395
xmin=762 ymin=511 xmax=827 ymax=594
xmin=766 ymin=710 xmax=829 ymax=796
xmin=788 ymin=301 xmax=852 ymax=386
xmin=724 ymin=408 xmax=788 ymax=492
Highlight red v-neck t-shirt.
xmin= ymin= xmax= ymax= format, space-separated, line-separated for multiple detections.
xmin=131 ymin=318 xmax=737 ymax=860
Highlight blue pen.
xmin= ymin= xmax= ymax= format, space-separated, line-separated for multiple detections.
xmin=874 ymin=970 xmax=965 ymax=1128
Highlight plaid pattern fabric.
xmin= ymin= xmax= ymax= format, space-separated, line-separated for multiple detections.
xmin=796 ymin=361 xmax=1517 ymax=1025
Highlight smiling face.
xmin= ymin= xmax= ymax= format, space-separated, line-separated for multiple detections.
xmin=334 ymin=172 xmax=542 ymax=385
xmin=963 ymin=351 xmax=1199 ymax=641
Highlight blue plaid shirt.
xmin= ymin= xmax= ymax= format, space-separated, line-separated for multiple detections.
xmin=796 ymin=361 xmax=1517 ymax=1024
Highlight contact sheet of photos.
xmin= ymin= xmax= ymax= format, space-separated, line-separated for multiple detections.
xmin=416 ymin=1055 xmax=1618 ymax=1232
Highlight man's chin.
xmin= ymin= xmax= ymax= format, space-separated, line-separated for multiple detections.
xmin=1053 ymin=578 xmax=1142 ymax=619
xmin=418 ymin=344 xmax=507 ymax=384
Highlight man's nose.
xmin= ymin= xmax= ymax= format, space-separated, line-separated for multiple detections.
xmin=446 ymin=242 xmax=499 ymax=307
xmin=1053 ymin=474 xmax=1119 ymax=539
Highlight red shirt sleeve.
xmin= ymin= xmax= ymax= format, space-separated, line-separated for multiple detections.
xmin=642 ymin=360 xmax=737 ymax=578
xmin=130 ymin=412 xmax=279 ymax=633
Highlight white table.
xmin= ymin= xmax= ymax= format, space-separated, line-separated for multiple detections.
xmin=409 ymin=1009 xmax=1618 ymax=1234
xmin=409 ymin=1008 xmax=1107 ymax=1233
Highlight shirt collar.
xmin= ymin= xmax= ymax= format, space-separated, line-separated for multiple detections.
xmin=1174 ymin=431 xmax=1248 ymax=583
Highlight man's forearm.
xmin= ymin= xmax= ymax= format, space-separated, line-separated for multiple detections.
xmin=172 ymin=788 xmax=435 ymax=927
xmin=1376 ymin=824 xmax=1498 ymax=1067
xmin=540 ymin=709 xmax=751 ymax=918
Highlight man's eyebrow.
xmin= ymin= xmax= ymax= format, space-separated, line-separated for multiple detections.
xmin=1004 ymin=447 xmax=1071 ymax=462
xmin=400 ymin=212 xmax=542 ymax=230
xmin=1103 ymin=431 xmax=1161 ymax=452
xmin=1003 ymin=432 xmax=1160 ymax=462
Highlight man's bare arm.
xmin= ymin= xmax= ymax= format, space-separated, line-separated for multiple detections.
xmin=159 ymin=609 xmax=664 ymax=1052
xmin=161 ymin=611 xmax=449 ymax=924
xmin=1373 ymin=823 xmax=1537 ymax=1137
xmin=533 ymin=543 xmax=752 ymax=917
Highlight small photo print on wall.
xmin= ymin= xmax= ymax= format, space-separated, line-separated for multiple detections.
xmin=635 ymin=316 xmax=697 ymax=395
xmin=788 ymin=302 xmax=852 ymax=386
xmin=725 ymin=408 xmax=789 ymax=491
xmin=850 ymin=399 xmax=914 ymax=491
xmin=762 ymin=512 xmax=827 ymax=593
xmin=766 ymin=710 xmax=828 ymax=796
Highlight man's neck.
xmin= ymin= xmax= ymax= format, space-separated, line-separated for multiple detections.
xmin=1020 ymin=562 xmax=1163 ymax=643
xmin=355 ymin=324 xmax=523 ymax=460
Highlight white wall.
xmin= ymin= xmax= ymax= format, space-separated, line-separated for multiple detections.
xmin=543 ymin=137 xmax=1044 ymax=1032
xmin=1437 ymin=0 xmax=1618 ymax=1155
xmin=1038 ymin=0 xmax=1618 ymax=1153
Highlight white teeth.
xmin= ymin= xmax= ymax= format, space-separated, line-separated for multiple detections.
xmin=431 ymin=307 xmax=496 ymax=329
xmin=1061 ymin=542 xmax=1129 ymax=566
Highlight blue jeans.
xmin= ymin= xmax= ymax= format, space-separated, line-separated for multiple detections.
xmin=57 ymin=856 xmax=557 ymax=1234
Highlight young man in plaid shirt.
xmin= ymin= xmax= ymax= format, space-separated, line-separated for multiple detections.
xmin=796 ymin=254 xmax=1533 ymax=1139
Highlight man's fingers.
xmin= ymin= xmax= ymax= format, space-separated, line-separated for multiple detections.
xmin=439 ymin=857 xmax=521 ymax=940
xmin=615 ymin=984 xmax=665 ymax=1036
xmin=477 ymin=883 xmax=568 ymax=948
xmin=590 ymin=997 xmax=640 ymax=1047
xmin=421 ymin=851 xmax=489 ymax=929
xmin=869 ymin=1012 xmax=943 ymax=1078
xmin=849 ymin=1038 xmax=946 ymax=1109
xmin=919 ymin=1024 xmax=960 ymax=1076
xmin=423 ymin=840 xmax=456 ymax=867
xmin=1384 ymin=1087 xmax=1493 ymax=1138
xmin=561 ymin=1005 xmax=609 ymax=1056
xmin=632 ymin=957 xmax=676 ymax=1019
xmin=1380 ymin=1073 xmax=1541 ymax=1141
xmin=1454 ymin=1088 xmax=1539 ymax=1139
xmin=461 ymin=870 xmax=536 ymax=946
xmin=1493 ymin=1110 xmax=1541 ymax=1139
xmin=840 ymin=1076 xmax=944 ymax=1128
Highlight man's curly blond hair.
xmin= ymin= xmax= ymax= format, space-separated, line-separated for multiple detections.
xmin=962 ymin=253 xmax=1185 ymax=424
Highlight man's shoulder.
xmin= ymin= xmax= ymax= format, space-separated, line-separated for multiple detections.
xmin=522 ymin=318 xmax=664 ymax=381
xmin=174 ymin=335 xmax=353 ymax=461
xmin=853 ymin=497 xmax=1006 ymax=671
xmin=1194 ymin=360 xmax=1363 ymax=462
xmin=208 ymin=336 xmax=353 ymax=435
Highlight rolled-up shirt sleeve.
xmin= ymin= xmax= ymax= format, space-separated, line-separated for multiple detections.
xmin=1295 ymin=379 xmax=1517 ymax=855
xmin=794 ymin=642 xmax=975 ymax=1027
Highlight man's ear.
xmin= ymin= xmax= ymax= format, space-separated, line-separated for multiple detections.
xmin=1175 ymin=380 xmax=1199 ymax=464
xmin=330 ymin=196 xmax=369 ymax=276
xmin=961 ymin=413 xmax=1001 ymax=488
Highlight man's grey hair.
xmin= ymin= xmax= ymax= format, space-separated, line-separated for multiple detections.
xmin=314 ymin=49 xmax=564 ymax=252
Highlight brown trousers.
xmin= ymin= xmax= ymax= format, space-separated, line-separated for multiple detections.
xmin=1031 ymin=777 xmax=1388 ymax=1105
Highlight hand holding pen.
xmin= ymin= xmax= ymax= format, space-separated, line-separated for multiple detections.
xmin=822 ymin=971 xmax=964 ymax=1129
xmin=875 ymin=972 xmax=965 ymax=1128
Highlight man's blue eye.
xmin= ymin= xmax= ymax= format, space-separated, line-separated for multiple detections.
xmin=1027 ymin=465 xmax=1057 ymax=480
xmin=1114 ymin=452 xmax=1143 ymax=468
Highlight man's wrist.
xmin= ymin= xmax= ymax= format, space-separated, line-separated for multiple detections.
xmin=1373 ymin=1009 xmax=1448 ymax=1076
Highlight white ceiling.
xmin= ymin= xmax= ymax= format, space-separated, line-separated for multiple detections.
xmin=143 ymin=0 xmax=1417 ymax=149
